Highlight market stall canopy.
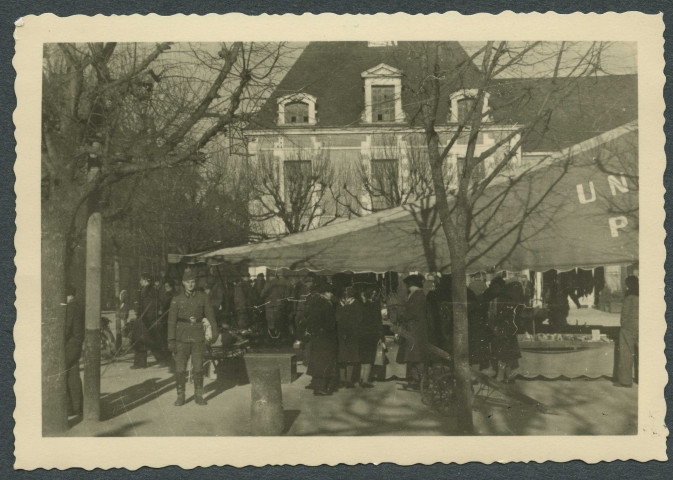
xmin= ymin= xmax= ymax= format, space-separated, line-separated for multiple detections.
xmin=169 ymin=122 xmax=638 ymax=274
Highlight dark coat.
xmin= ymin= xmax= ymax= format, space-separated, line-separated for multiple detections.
xmin=359 ymin=298 xmax=383 ymax=364
xmin=306 ymin=293 xmax=338 ymax=378
xmin=64 ymin=299 xmax=85 ymax=368
xmin=396 ymin=288 xmax=430 ymax=364
xmin=132 ymin=285 xmax=159 ymax=344
xmin=360 ymin=298 xmax=383 ymax=338
xmin=336 ymin=299 xmax=362 ymax=363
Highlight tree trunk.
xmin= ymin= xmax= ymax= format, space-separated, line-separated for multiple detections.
xmin=41 ymin=216 xmax=69 ymax=435
xmin=448 ymin=242 xmax=473 ymax=434
xmin=425 ymin=130 xmax=475 ymax=434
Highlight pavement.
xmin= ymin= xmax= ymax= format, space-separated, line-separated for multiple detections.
xmin=64 ymin=349 xmax=637 ymax=437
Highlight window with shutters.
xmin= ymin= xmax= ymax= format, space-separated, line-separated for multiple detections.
xmin=449 ymin=89 xmax=491 ymax=124
xmin=457 ymin=97 xmax=476 ymax=123
xmin=284 ymin=160 xmax=312 ymax=205
xmin=277 ymin=93 xmax=317 ymax=126
xmin=372 ymin=86 xmax=395 ymax=122
xmin=284 ymin=101 xmax=309 ymax=124
xmin=361 ymin=64 xmax=404 ymax=124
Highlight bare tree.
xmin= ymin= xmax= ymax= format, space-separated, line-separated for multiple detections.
xmin=41 ymin=41 xmax=289 ymax=433
xmin=334 ymin=132 xmax=446 ymax=271
xmin=248 ymin=146 xmax=340 ymax=235
xmin=391 ymin=41 xmax=611 ymax=433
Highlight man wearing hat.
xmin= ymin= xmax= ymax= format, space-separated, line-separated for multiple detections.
xmin=396 ymin=273 xmax=430 ymax=389
xmin=131 ymin=272 xmax=160 ymax=369
xmin=168 ymin=267 xmax=218 ymax=406
xmin=64 ymin=286 xmax=84 ymax=416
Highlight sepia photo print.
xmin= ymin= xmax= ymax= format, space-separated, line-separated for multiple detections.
xmin=13 ymin=12 xmax=667 ymax=468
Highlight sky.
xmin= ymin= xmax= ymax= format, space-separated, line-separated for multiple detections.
xmin=459 ymin=41 xmax=637 ymax=77
xmin=282 ymin=41 xmax=637 ymax=77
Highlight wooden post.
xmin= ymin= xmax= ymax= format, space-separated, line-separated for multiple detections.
xmin=113 ymin=254 xmax=122 ymax=350
xmin=83 ymin=161 xmax=102 ymax=421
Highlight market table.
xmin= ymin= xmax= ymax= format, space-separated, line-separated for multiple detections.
xmin=515 ymin=333 xmax=614 ymax=379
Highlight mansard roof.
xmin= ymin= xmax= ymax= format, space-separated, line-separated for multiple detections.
xmin=489 ymin=74 xmax=638 ymax=152
xmin=249 ymin=41 xmax=482 ymax=130
xmin=249 ymin=41 xmax=637 ymax=153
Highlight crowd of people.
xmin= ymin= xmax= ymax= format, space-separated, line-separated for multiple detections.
xmin=119 ymin=267 xmax=627 ymax=396
xmin=60 ymin=266 xmax=638 ymax=417
xmin=300 ymin=276 xmax=385 ymax=396
xmin=395 ymin=273 xmax=528 ymax=387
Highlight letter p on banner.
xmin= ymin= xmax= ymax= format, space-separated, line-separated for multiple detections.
xmin=609 ymin=216 xmax=628 ymax=237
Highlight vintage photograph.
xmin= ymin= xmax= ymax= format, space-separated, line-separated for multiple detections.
xmin=14 ymin=13 xmax=667 ymax=468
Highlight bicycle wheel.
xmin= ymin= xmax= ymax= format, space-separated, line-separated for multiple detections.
xmin=421 ymin=365 xmax=456 ymax=415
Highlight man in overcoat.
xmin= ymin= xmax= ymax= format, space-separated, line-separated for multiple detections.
xmin=64 ymin=286 xmax=85 ymax=416
xmin=131 ymin=272 xmax=160 ymax=369
xmin=168 ymin=268 xmax=218 ymax=406
xmin=306 ymin=281 xmax=338 ymax=396
xmin=396 ymin=274 xmax=430 ymax=388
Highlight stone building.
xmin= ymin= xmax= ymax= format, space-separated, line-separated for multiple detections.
xmin=244 ymin=41 xmax=637 ymax=239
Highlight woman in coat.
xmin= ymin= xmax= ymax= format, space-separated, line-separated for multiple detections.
xmin=306 ymin=280 xmax=339 ymax=396
xmin=359 ymin=283 xmax=383 ymax=388
xmin=395 ymin=274 xmax=430 ymax=388
xmin=615 ymin=276 xmax=639 ymax=387
xmin=336 ymin=286 xmax=362 ymax=388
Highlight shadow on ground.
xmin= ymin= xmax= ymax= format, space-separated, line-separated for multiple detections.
xmin=95 ymin=421 xmax=149 ymax=437
xmin=472 ymin=377 xmax=637 ymax=435
xmin=100 ymin=377 xmax=175 ymax=421
xmin=287 ymin=380 xmax=458 ymax=436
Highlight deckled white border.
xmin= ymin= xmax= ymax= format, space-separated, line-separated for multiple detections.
xmin=13 ymin=12 xmax=667 ymax=469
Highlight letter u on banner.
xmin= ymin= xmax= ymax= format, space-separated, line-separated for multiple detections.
xmin=577 ymin=182 xmax=596 ymax=204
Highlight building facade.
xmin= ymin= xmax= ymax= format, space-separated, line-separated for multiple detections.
xmin=244 ymin=41 xmax=637 ymax=239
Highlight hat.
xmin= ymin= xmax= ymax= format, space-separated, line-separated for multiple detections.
xmin=403 ymin=274 xmax=424 ymax=288
xmin=182 ymin=268 xmax=197 ymax=282
xmin=140 ymin=272 xmax=153 ymax=282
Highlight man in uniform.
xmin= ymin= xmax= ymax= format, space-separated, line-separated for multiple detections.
xmin=168 ymin=268 xmax=218 ymax=406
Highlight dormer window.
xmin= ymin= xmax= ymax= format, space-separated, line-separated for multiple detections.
xmin=361 ymin=63 xmax=404 ymax=124
xmin=285 ymin=101 xmax=309 ymax=124
xmin=449 ymin=89 xmax=491 ymax=124
xmin=277 ymin=93 xmax=317 ymax=126
xmin=372 ymin=85 xmax=395 ymax=122
xmin=456 ymin=97 xmax=476 ymax=123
